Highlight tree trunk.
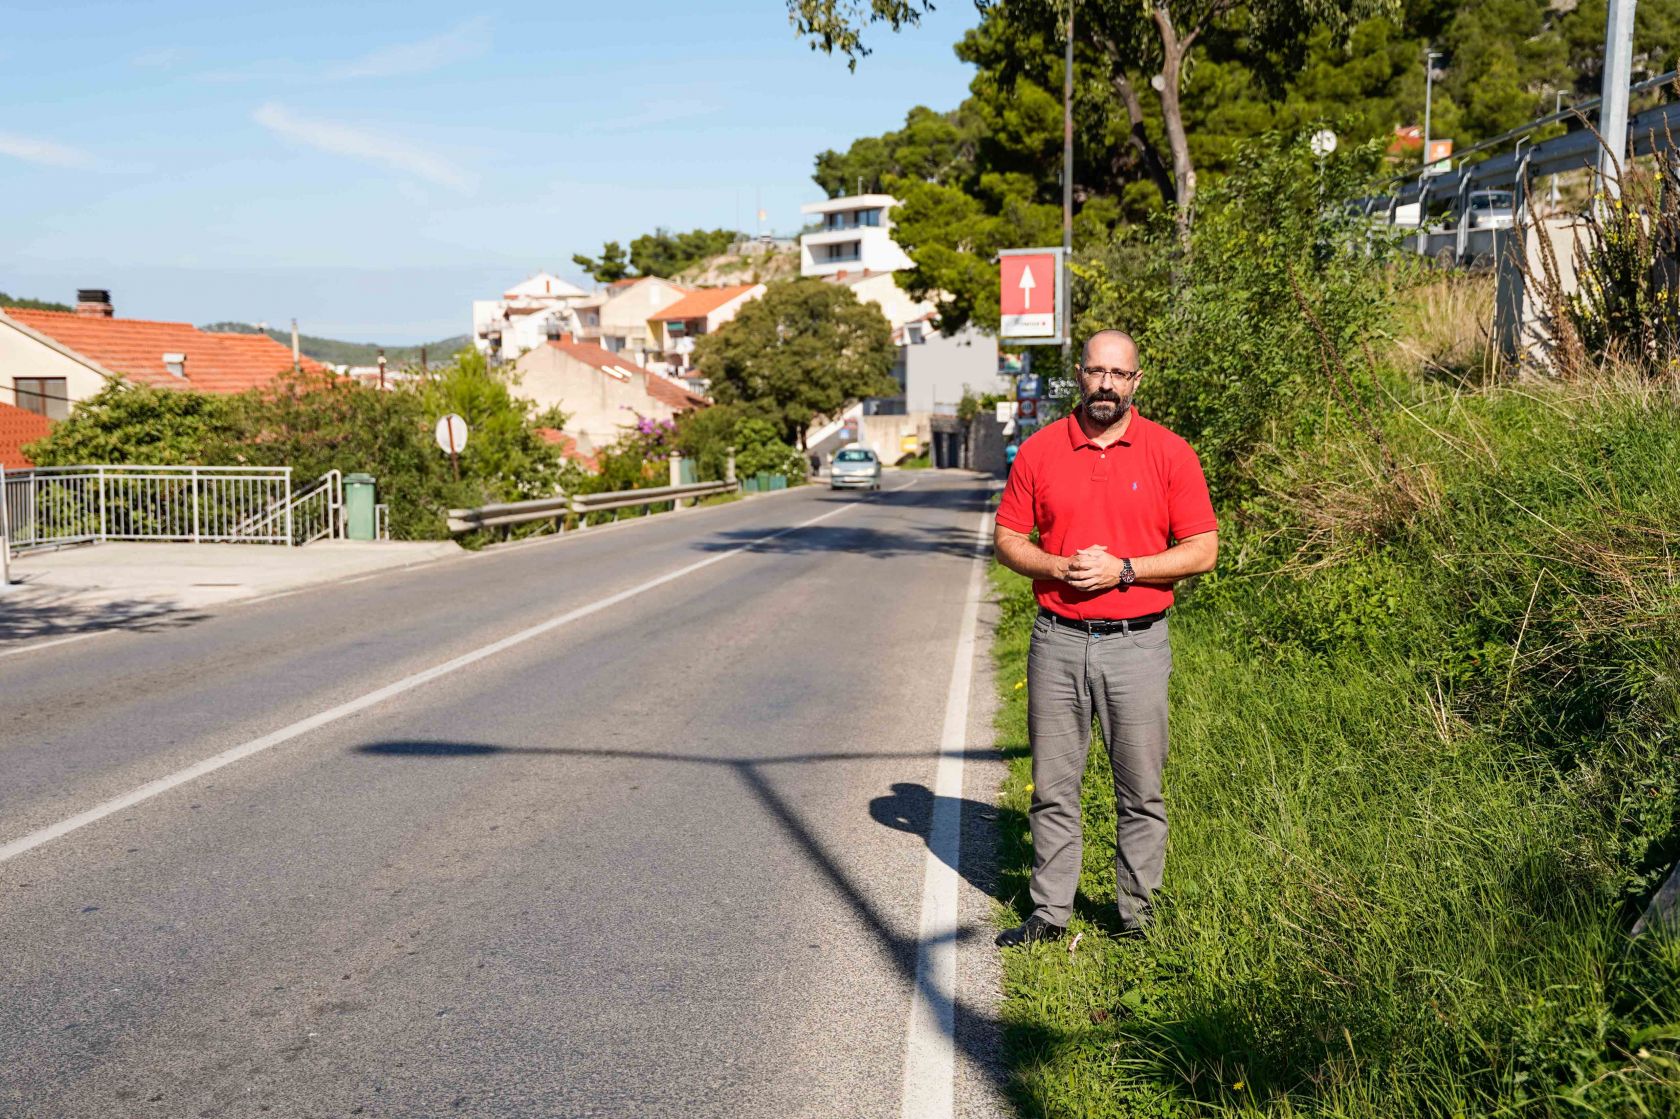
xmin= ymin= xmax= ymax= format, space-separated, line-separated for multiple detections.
xmin=1151 ymin=6 xmax=1197 ymax=250
xmin=1112 ymin=71 xmax=1176 ymax=209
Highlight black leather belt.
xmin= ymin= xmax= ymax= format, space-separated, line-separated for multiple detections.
xmin=1038 ymin=607 xmax=1168 ymax=634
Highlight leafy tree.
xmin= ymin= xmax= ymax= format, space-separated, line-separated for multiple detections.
xmin=572 ymin=241 xmax=632 ymax=283
xmin=695 ymin=278 xmax=897 ymax=448
xmin=417 ymin=348 xmax=562 ymax=503
xmin=629 ymin=228 xmax=739 ymax=277
xmin=23 ymin=381 xmax=243 ymax=466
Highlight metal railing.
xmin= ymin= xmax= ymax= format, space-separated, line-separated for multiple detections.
xmin=1 ymin=465 xmax=349 ymax=554
xmin=447 ymin=479 xmax=739 ymax=534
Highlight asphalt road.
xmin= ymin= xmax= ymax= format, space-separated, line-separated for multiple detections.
xmin=0 ymin=473 xmax=1010 ymax=1119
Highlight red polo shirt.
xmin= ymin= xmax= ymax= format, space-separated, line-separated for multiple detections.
xmin=995 ymin=408 xmax=1218 ymax=620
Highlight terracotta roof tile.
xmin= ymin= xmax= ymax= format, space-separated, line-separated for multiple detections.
xmin=643 ymin=372 xmax=710 ymax=412
xmin=546 ymin=338 xmax=709 ymax=411
xmin=0 ymin=402 xmax=53 ymax=469
xmin=3 ymin=308 xmax=325 ymax=394
xmin=646 ymin=284 xmax=761 ymax=322
xmin=535 ymin=427 xmax=599 ymax=470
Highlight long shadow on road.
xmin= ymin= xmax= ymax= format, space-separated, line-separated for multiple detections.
xmin=357 ymin=737 xmax=1022 ymax=1105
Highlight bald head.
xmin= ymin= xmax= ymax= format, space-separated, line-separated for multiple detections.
xmin=1082 ymin=329 xmax=1138 ymax=368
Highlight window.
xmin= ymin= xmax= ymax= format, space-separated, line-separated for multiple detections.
xmin=857 ymin=208 xmax=881 ymax=227
xmin=14 ymin=377 xmax=69 ymax=420
xmin=906 ymin=324 xmax=925 ymax=345
xmin=825 ymin=242 xmax=860 ymax=262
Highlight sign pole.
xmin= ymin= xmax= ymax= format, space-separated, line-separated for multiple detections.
xmin=447 ymin=424 xmax=460 ymax=482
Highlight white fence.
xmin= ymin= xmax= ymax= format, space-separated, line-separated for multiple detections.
xmin=1 ymin=465 xmax=344 ymax=553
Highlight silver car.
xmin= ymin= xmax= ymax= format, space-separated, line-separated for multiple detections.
xmin=1466 ymin=190 xmax=1515 ymax=229
xmin=830 ymin=446 xmax=882 ymax=490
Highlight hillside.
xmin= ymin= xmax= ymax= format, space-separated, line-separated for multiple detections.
xmin=0 ymin=291 xmax=73 ymax=312
xmin=671 ymin=246 xmax=798 ymax=288
xmin=200 ymin=322 xmax=470 ymax=367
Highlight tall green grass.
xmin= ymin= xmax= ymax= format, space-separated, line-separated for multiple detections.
xmin=993 ymin=376 xmax=1680 ymax=1117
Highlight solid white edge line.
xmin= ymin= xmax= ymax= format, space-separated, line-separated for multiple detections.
xmin=0 ymin=498 xmax=870 ymax=866
xmin=901 ymin=508 xmax=991 ymax=1119
xmin=0 ymin=630 xmax=108 ymax=661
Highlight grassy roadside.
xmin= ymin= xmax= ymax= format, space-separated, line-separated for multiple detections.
xmin=989 ymin=377 xmax=1680 ymax=1117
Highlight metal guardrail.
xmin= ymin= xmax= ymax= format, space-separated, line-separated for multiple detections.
xmin=447 ymin=479 xmax=739 ymax=534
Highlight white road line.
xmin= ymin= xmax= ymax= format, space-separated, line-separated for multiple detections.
xmin=0 ymin=631 xmax=108 ymax=661
xmin=0 ymin=500 xmax=862 ymax=866
xmin=901 ymin=509 xmax=991 ymax=1119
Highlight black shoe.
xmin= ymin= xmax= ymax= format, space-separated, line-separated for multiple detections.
xmin=995 ymin=915 xmax=1065 ymax=947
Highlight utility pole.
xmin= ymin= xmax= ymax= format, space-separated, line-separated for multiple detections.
xmin=420 ymin=345 xmax=428 ymax=377
xmin=1423 ymin=49 xmax=1442 ymax=175
xmin=377 ymin=348 xmax=387 ymax=391
xmin=290 ymin=318 xmax=300 ymax=372
xmin=1061 ymin=0 xmax=1075 ymax=373
xmin=1598 ymin=0 xmax=1637 ymax=202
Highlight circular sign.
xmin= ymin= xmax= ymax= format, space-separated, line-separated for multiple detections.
xmin=1018 ymin=398 xmax=1038 ymax=420
xmin=434 ymin=413 xmax=469 ymax=454
xmin=1310 ymin=129 xmax=1338 ymax=158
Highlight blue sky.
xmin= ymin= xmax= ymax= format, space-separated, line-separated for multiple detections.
xmin=1 ymin=1 xmax=982 ymax=342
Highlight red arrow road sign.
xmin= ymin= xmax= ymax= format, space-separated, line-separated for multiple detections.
xmin=999 ymin=249 xmax=1062 ymax=342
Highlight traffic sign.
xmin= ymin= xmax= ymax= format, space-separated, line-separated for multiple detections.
xmin=434 ymin=414 xmax=469 ymax=455
xmin=1018 ymin=398 xmax=1038 ymax=420
xmin=1016 ymin=374 xmax=1042 ymax=399
xmin=999 ymin=248 xmax=1066 ymax=345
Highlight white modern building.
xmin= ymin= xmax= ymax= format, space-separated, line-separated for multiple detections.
xmin=799 ymin=194 xmax=915 ymax=277
xmin=473 ymin=272 xmax=593 ymax=361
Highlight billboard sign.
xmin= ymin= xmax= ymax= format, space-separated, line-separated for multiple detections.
xmin=999 ymin=248 xmax=1065 ymax=345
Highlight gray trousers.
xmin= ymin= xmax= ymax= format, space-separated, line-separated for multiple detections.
xmin=1026 ymin=611 xmax=1173 ymax=930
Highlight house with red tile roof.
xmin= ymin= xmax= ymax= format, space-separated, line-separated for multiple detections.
xmin=512 ymin=334 xmax=708 ymax=457
xmin=0 ymin=400 xmax=53 ymax=469
xmin=646 ymin=283 xmax=765 ymax=379
xmin=0 ymin=291 xmax=323 ymax=421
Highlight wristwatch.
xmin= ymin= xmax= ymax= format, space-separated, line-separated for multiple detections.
xmin=1120 ymin=557 xmax=1136 ymax=585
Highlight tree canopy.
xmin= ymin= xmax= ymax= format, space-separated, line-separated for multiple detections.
xmin=573 ymin=228 xmax=742 ymax=283
xmin=695 ymin=278 xmax=898 ymax=447
xmin=795 ymin=0 xmax=1672 ymax=332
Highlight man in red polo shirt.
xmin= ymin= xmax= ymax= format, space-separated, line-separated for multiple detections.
xmin=993 ymin=329 xmax=1218 ymax=947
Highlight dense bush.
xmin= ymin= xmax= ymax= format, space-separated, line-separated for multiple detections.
xmin=997 ymin=136 xmax=1680 ymax=1116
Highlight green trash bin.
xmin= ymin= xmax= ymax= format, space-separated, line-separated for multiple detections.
xmin=344 ymin=473 xmax=377 ymax=541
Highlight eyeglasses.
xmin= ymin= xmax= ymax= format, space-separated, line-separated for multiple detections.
xmin=1079 ymin=366 xmax=1142 ymax=385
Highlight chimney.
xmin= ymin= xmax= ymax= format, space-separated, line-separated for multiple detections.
xmin=75 ymin=288 xmax=113 ymax=317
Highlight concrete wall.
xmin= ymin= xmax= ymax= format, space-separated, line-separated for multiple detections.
xmin=0 ymin=317 xmax=110 ymax=414
xmin=512 ymin=346 xmax=686 ymax=456
xmin=900 ymin=325 xmax=1006 ymax=415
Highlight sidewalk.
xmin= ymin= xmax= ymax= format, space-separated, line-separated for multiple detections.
xmin=1 ymin=540 xmax=461 ymax=645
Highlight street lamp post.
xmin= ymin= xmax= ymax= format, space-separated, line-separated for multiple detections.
xmin=1061 ymin=0 xmax=1074 ymax=374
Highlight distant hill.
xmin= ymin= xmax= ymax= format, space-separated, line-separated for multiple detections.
xmin=200 ymin=323 xmax=471 ymax=368
xmin=0 ymin=291 xmax=73 ymax=312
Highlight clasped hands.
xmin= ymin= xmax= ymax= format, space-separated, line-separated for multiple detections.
xmin=1059 ymin=544 xmax=1125 ymax=592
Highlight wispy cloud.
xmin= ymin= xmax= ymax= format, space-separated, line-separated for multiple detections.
xmin=584 ymin=97 xmax=724 ymax=132
xmin=253 ymin=103 xmax=475 ymax=192
xmin=132 ymin=46 xmax=189 ymax=69
xmin=328 ymin=18 xmax=491 ymax=80
xmin=0 ymin=132 xmax=109 ymax=171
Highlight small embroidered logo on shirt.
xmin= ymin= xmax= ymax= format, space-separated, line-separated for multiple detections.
xmin=1131 ymin=481 xmax=1139 ymax=491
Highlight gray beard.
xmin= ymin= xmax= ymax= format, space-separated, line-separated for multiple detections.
xmin=1083 ymin=394 xmax=1133 ymax=424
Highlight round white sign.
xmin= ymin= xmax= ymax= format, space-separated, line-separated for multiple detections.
xmin=1310 ymin=129 xmax=1339 ymax=158
xmin=435 ymin=413 xmax=469 ymax=454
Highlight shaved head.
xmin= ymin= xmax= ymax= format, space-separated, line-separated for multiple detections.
xmin=1082 ymin=329 xmax=1138 ymax=367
